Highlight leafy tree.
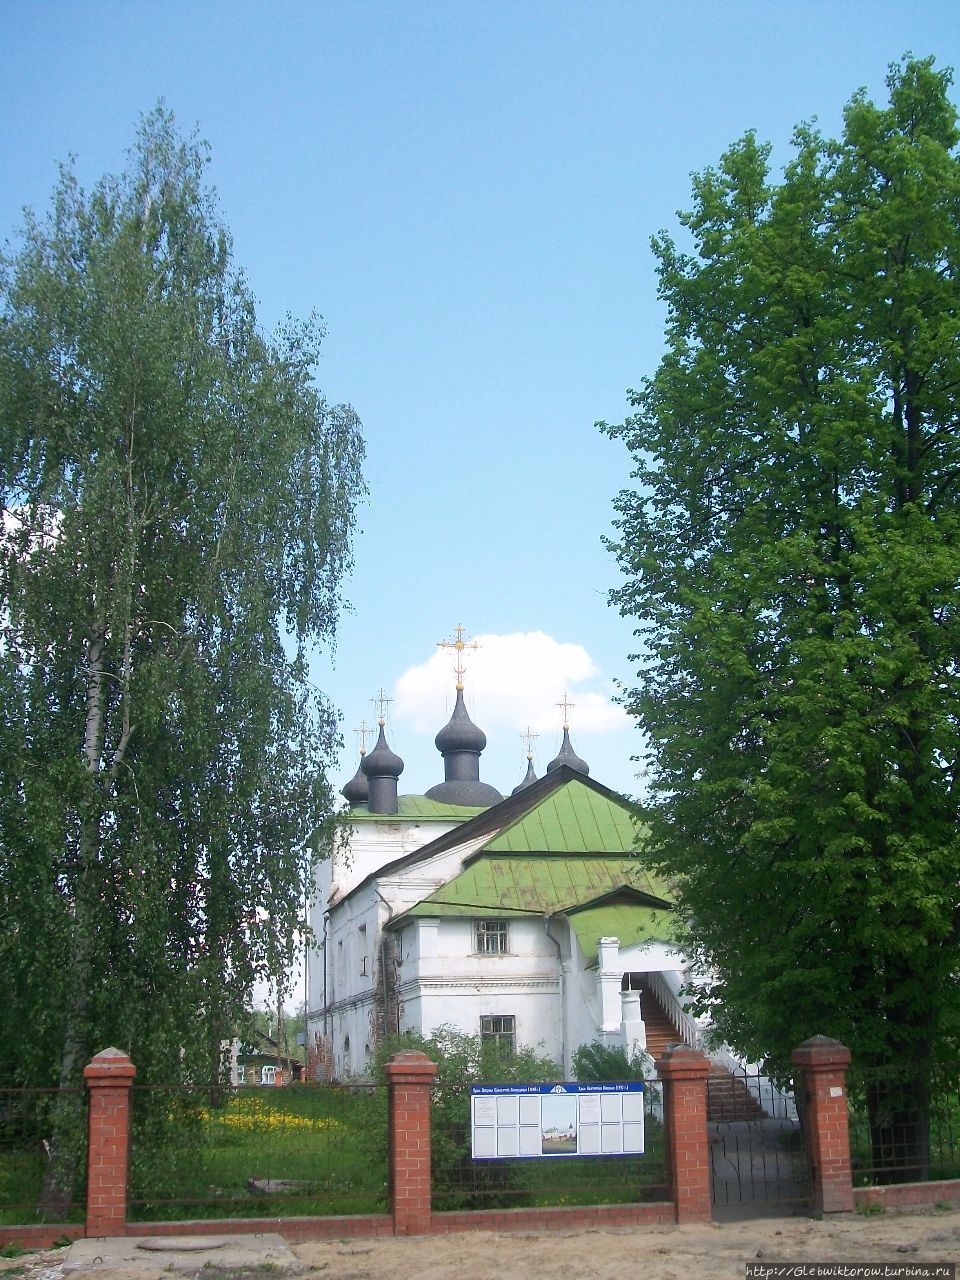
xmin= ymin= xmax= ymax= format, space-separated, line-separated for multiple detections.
xmin=0 ymin=107 xmax=364 ymax=1206
xmin=603 ymin=57 xmax=960 ymax=1179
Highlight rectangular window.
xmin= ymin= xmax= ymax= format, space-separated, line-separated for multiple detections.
xmin=480 ymin=1015 xmax=516 ymax=1055
xmin=476 ymin=919 xmax=509 ymax=954
xmin=359 ymin=923 xmax=367 ymax=975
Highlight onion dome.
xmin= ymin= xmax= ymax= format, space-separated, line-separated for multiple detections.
xmin=435 ymin=687 xmax=487 ymax=754
xmin=512 ymin=756 xmax=538 ymax=795
xmin=341 ymin=752 xmax=369 ymax=808
xmin=361 ymin=721 xmax=404 ymax=815
xmin=425 ymin=687 xmax=503 ymax=807
xmin=546 ymin=726 xmax=589 ymax=776
xmin=361 ymin=723 xmax=404 ymax=781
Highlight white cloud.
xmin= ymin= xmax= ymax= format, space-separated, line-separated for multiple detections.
xmin=394 ymin=631 xmax=628 ymax=736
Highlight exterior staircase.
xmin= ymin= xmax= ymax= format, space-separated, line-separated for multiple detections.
xmin=637 ymin=980 xmax=767 ymax=1123
xmin=637 ymin=981 xmax=688 ymax=1062
xmin=706 ymin=1065 xmax=767 ymax=1122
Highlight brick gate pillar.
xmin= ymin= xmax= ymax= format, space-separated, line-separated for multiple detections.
xmin=83 ymin=1048 xmax=136 ymax=1237
xmin=385 ymin=1050 xmax=438 ymax=1236
xmin=792 ymin=1035 xmax=854 ymax=1215
xmin=657 ymin=1043 xmax=712 ymax=1223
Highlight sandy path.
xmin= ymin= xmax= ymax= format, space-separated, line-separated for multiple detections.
xmin=294 ymin=1211 xmax=959 ymax=1279
xmin=4 ymin=1210 xmax=958 ymax=1280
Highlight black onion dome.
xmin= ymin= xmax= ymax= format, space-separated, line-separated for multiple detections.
xmin=361 ymin=724 xmax=404 ymax=779
xmin=435 ymin=687 xmax=487 ymax=753
xmin=341 ymin=756 xmax=369 ymax=806
xmin=512 ymin=757 xmax=539 ymax=795
xmin=425 ymin=686 xmax=501 ymax=806
xmin=424 ymin=777 xmax=504 ymax=805
xmin=546 ymin=727 xmax=589 ymax=776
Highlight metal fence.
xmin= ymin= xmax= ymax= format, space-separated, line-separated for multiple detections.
xmin=847 ymin=1063 xmax=960 ymax=1186
xmin=429 ymin=1079 xmax=668 ymax=1212
xmin=708 ymin=1065 xmax=807 ymax=1217
xmin=0 ymin=1087 xmax=87 ymax=1225
xmin=128 ymin=1083 xmax=388 ymax=1220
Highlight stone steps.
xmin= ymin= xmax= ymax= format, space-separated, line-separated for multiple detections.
xmin=637 ymin=981 xmax=767 ymax=1122
xmin=707 ymin=1067 xmax=768 ymax=1122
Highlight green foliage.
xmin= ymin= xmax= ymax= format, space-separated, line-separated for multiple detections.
xmin=603 ymin=55 xmax=960 ymax=1095
xmin=372 ymin=1026 xmax=560 ymax=1208
xmin=0 ymin=99 xmax=363 ymax=1140
xmin=128 ymin=1085 xmax=387 ymax=1220
xmin=571 ymin=1040 xmax=650 ymax=1082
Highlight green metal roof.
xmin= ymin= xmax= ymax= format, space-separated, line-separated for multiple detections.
xmin=567 ymin=900 xmax=678 ymax=965
xmin=401 ymin=854 xmax=671 ymax=920
xmin=345 ymin=795 xmax=487 ymax=823
xmin=482 ymin=777 xmax=639 ymax=853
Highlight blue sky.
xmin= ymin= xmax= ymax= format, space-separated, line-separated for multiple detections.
xmin=3 ymin=2 xmax=959 ymax=800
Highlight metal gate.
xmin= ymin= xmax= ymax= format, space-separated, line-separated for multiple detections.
xmin=708 ymin=1064 xmax=808 ymax=1218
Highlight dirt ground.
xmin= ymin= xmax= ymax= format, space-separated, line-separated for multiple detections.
xmin=3 ymin=1210 xmax=959 ymax=1280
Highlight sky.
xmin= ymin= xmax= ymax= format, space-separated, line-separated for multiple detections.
xmin=3 ymin=1 xmax=960 ymax=802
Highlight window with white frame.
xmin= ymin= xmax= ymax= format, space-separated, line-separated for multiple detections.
xmin=475 ymin=918 xmax=509 ymax=954
xmin=480 ymin=1015 xmax=516 ymax=1055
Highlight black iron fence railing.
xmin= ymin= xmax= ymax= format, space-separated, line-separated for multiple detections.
xmin=847 ymin=1063 xmax=960 ymax=1186
xmin=708 ymin=1065 xmax=807 ymax=1214
xmin=0 ymin=1087 xmax=87 ymax=1225
xmin=429 ymin=1078 xmax=668 ymax=1212
xmin=128 ymin=1083 xmax=388 ymax=1220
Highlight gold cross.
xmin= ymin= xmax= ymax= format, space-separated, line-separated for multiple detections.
xmin=437 ymin=624 xmax=479 ymax=690
xmin=353 ymin=720 xmax=372 ymax=754
xmin=520 ymin=726 xmax=539 ymax=760
xmin=370 ymin=688 xmax=393 ymax=725
xmin=557 ymin=692 xmax=575 ymax=729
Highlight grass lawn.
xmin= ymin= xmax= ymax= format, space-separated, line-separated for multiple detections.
xmin=0 ymin=1090 xmax=86 ymax=1226
xmin=3 ymin=1085 xmax=669 ymax=1226
xmin=129 ymin=1085 xmax=389 ymax=1221
xmin=0 ymin=1149 xmax=85 ymax=1226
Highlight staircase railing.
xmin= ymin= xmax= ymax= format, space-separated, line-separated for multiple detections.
xmin=645 ymin=970 xmax=704 ymax=1050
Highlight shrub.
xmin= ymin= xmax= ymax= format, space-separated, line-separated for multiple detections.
xmin=372 ymin=1026 xmax=560 ymax=1208
xmin=572 ymin=1040 xmax=651 ymax=1082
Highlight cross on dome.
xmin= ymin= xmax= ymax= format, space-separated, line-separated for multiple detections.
xmin=353 ymin=719 xmax=372 ymax=754
xmin=556 ymin=692 xmax=575 ymax=730
xmin=370 ymin=688 xmax=393 ymax=725
xmin=438 ymin=624 xmax=479 ymax=690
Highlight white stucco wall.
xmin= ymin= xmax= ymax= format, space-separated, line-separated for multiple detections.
xmin=398 ymin=915 xmax=563 ymax=1062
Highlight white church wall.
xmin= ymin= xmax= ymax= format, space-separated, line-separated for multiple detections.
xmin=617 ymin=941 xmax=683 ymax=973
xmin=306 ymin=814 xmax=472 ymax=1044
xmin=397 ymin=915 xmax=563 ymax=1063
xmin=565 ymin=955 xmax=607 ymax=1073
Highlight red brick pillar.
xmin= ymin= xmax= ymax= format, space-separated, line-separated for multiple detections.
xmin=83 ymin=1048 xmax=136 ymax=1237
xmin=792 ymin=1035 xmax=854 ymax=1215
xmin=657 ymin=1044 xmax=712 ymax=1224
xmin=385 ymin=1050 xmax=437 ymax=1236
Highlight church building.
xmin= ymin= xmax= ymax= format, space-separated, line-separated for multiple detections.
xmin=305 ymin=667 xmax=703 ymax=1081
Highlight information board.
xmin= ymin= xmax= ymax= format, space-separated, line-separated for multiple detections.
xmin=469 ymin=1081 xmax=644 ymax=1159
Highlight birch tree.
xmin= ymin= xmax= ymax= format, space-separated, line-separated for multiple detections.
xmin=0 ymin=108 xmax=364 ymax=1204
